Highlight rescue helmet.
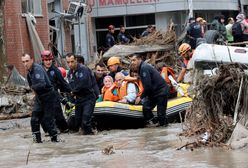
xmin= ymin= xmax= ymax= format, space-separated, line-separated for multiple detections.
xmin=108 ymin=25 xmax=115 ymax=30
xmin=178 ymin=43 xmax=191 ymax=57
xmin=107 ymin=56 xmax=120 ymax=66
xmin=41 ymin=50 xmax=54 ymax=60
xmin=58 ymin=67 xmax=67 ymax=78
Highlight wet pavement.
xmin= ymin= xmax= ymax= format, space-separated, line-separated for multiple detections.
xmin=0 ymin=119 xmax=248 ymax=168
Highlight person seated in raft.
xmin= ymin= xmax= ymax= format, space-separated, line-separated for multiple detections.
xmin=97 ymin=75 xmax=119 ymax=102
xmin=115 ymin=72 xmax=137 ymax=104
xmin=156 ymin=62 xmax=177 ymax=99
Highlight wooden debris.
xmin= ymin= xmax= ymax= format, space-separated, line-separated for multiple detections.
xmin=102 ymin=145 xmax=115 ymax=155
xmin=181 ymin=63 xmax=248 ymax=148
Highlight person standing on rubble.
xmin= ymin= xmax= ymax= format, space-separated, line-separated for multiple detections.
xmin=177 ymin=43 xmax=193 ymax=83
xmin=66 ymin=53 xmax=97 ymax=135
xmin=21 ymin=53 xmax=58 ymax=143
xmin=106 ymin=25 xmax=115 ymax=48
xmin=41 ymin=50 xmax=71 ymax=133
xmin=130 ymin=53 xmax=169 ymax=127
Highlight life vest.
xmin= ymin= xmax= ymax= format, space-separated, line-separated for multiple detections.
xmin=134 ymin=80 xmax=144 ymax=97
xmin=160 ymin=67 xmax=176 ymax=94
xmin=102 ymin=84 xmax=119 ymax=101
xmin=183 ymin=51 xmax=194 ymax=67
xmin=117 ymin=81 xmax=129 ymax=100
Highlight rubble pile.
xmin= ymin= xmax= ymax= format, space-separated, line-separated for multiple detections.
xmin=181 ymin=63 xmax=248 ymax=147
xmin=103 ymin=28 xmax=181 ymax=72
xmin=0 ymin=85 xmax=33 ymax=120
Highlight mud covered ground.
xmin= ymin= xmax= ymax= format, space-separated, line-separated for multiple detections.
xmin=0 ymin=119 xmax=248 ymax=168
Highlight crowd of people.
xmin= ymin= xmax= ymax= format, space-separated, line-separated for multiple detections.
xmin=185 ymin=13 xmax=248 ymax=49
xmin=22 ymin=49 xmax=188 ymax=143
xmin=21 ymin=12 xmax=248 ymax=144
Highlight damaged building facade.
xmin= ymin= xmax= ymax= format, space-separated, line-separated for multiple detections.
xmin=90 ymin=0 xmax=248 ymax=48
xmin=2 ymin=0 xmax=92 ymax=77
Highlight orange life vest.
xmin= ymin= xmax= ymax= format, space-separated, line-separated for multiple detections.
xmin=102 ymin=84 xmax=119 ymax=101
xmin=117 ymin=81 xmax=129 ymax=100
xmin=118 ymin=80 xmax=144 ymax=99
xmin=160 ymin=67 xmax=176 ymax=93
xmin=134 ymin=80 xmax=144 ymax=97
xmin=183 ymin=51 xmax=194 ymax=66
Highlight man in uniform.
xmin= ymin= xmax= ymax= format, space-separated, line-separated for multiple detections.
xmin=130 ymin=54 xmax=169 ymax=127
xmin=41 ymin=50 xmax=71 ymax=133
xmin=66 ymin=53 xmax=97 ymax=135
xmin=105 ymin=25 xmax=115 ymax=48
xmin=117 ymin=25 xmax=130 ymax=44
xmin=21 ymin=53 xmax=58 ymax=143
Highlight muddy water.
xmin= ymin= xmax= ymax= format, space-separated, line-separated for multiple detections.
xmin=0 ymin=121 xmax=247 ymax=168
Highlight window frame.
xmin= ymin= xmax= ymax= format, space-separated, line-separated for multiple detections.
xmin=21 ymin=0 xmax=43 ymax=16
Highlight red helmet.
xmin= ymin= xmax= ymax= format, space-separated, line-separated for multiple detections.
xmin=41 ymin=50 xmax=54 ymax=60
xmin=108 ymin=25 xmax=115 ymax=30
xmin=58 ymin=67 xmax=67 ymax=78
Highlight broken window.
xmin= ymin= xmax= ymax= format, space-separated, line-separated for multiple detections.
xmin=21 ymin=0 xmax=42 ymax=16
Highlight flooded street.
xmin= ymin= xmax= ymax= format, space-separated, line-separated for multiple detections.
xmin=0 ymin=119 xmax=247 ymax=168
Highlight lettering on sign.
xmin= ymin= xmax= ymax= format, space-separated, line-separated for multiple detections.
xmin=87 ymin=0 xmax=159 ymax=7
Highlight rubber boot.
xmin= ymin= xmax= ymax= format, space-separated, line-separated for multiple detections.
xmin=51 ymin=135 xmax=63 ymax=142
xmin=32 ymin=132 xmax=42 ymax=143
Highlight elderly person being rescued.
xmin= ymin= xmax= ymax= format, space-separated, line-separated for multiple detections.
xmin=99 ymin=75 xmax=119 ymax=102
xmin=115 ymin=72 xmax=137 ymax=104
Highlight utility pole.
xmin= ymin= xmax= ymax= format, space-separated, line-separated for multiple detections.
xmin=188 ymin=0 xmax=193 ymax=18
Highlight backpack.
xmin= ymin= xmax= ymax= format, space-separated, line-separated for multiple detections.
xmin=232 ymin=22 xmax=243 ymax=36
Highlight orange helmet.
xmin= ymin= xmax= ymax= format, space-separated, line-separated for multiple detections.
xmin=178 ymin=43 xmax=191 ymax=57
xmin=41 ymin=50 xmax=54 ymax=60
xmin=58 ymin=67 xmax=67 ymax=78
xmin=107 ymin=56 xmax=120 ymax=66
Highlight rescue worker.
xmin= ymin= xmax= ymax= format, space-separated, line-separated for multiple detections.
xmin=41 ymin=50 xmax=71 ymax=133
xmin=115 ymin=72 xmax=137 ymax=104
xmin=94 ymin=63 xmax=106 ymax=93
xmin=117 ymin=25 xmax=130 ymax=44
xmin=156 ymin=62 xmax=177 ymax=98
xmin=130 ymin=54 xmax=169 ymax=127
xmin=101 ymin=75 xmax=119 ymax=102
xmin=107 ymin=56 xmax=128 ymax=80
xmin=21 ymin=53 xmax=58 ymax=143
xmin=186 ymin=17 xmax=202 ymax=49
xmin=106 ymin=25 xmax=115 ymax=48
xmin=177 ymin=43 xmax=193 ymax=83
xmin=66 ymin=53 xmax=96 ymax=135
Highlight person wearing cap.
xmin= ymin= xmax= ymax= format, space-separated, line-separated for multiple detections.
xmin=177 ymin=43 xmax=194 ymax=82
xmin=41 ymin=50 xmax=71 ymax=133
xmin=106 ymin=25 xmax=115 ymax=48
xmin=107 ymin=56 xmax=128 ymax=80
xmin=21 ymin=53 xmax=58 ymax=143
xmin=186 ymin=17 xmax=202 ymax=49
